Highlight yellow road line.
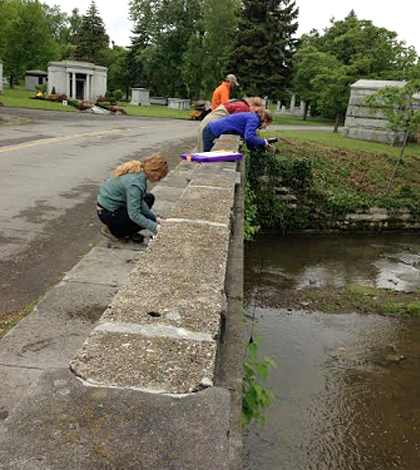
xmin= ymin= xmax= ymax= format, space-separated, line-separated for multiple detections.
xmin=0 ymin=128 xmax=128 ymax=154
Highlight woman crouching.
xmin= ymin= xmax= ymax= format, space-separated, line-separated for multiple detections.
xmin=97 ymin=155 xmax=168 ymax=242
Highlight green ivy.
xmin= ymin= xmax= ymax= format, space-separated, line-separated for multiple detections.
xmin=242 ymin=333 xmax=276 ymax=427
xmin=244 ymin=139 xmax=420 ymax=233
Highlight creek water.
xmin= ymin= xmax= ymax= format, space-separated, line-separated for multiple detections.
xmin=243 ymin=232 xmax=420 ymax=470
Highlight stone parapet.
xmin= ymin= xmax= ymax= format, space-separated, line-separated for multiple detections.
xmin=71 ymin=139 xmax=242 ymax=395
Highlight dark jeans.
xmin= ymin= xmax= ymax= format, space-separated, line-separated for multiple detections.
xmin=202 ymin=125 xmax=216 ymax=152
xmin=97 ymin=193 xmax=155 ymax=238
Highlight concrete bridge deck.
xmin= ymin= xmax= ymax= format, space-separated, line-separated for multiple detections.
xmin=0 ymin=136 xmax=244 ymax=469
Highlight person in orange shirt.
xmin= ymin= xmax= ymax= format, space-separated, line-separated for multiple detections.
xmin=211 ymin=74 xmax=239 ymax=110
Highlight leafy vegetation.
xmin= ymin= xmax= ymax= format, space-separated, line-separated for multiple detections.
xmin=364 ymin=80 xmax=420 ymax=193
xmin=245 ymin=134 xmax=420 ymax=232
xmin=292 ymin=11 xmax=420 ymax=127
xmin=74 ymin=1 xmax=109 ymax=64
xmin=0 ymin=0 xmax=419 ymax=107
xmin=242 ymin=333 xmax=275 ymax=426
xmin=254 ymin=282 xmax=420 ymax=317
xmin=228 ymin=0 xmax=298 ymax=102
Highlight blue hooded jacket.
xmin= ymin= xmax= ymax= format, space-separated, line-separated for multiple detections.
xmin=207 ymin=112 xmax=266 ymax=149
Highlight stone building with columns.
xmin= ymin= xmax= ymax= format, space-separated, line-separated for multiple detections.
xmin=47 ymin=60 xmax=107 ymax=101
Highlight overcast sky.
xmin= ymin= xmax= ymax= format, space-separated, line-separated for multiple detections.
xmin=44 ymin=0 xmax=420 ymax=55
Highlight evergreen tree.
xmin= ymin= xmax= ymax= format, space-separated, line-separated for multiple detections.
xmin=74 ymin=1 xmax=109 ymax=64
xmin=228 ymin=0 xmax=298 ymax=101
xmin=128 ymin=0 xmax=203 ymax=97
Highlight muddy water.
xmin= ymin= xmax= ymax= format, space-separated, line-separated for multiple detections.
xmin=244 ymin=232 xmax=420 ymax=470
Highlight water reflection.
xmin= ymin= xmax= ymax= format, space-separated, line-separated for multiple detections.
xmin=245 ymin=232 xmax=420 ymax=297
xmin=244 ymin=232 xmax=420 ymax=470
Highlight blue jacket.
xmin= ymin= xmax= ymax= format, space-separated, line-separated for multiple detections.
xmin=207 ymin=112 xmax=266 ymax=149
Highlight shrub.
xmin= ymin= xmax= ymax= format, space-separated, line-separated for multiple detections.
xmin=95 ymin=100 xmax=111 ymax=109
xmin=35 ymin=84 xmax=47 ymax=93
xmin=48 ymin=94 xmax=60 ymax=102
xmin=47 ymin=93 xmax=68 ymax=103
xmin=77 ymin=101 xmax=92 ymax=111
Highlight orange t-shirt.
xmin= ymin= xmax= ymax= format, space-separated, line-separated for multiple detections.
xmin=211 ymin=81 xmax=230 ymax=110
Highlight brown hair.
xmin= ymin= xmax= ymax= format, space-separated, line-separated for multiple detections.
xmin=113 ymin=155 xmax=168 ymax=181
xmin=255 ymin=108 xmax=273 ymax=126
xmin=247 ymin=96 xmax=263 ymax=107
xmin=143 ymin=155 xmax=168 ymax=181
xmin=113 ymin=160 xmax=143 ymax=176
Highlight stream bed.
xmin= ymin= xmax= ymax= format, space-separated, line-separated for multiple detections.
xmin=244 ymin=232 xmax=420 ymax=470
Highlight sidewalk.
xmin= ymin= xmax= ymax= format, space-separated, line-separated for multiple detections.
xmin=0 ymin=140 xmax=244 ymax=470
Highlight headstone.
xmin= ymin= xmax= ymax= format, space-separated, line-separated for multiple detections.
xmin=167 ymin=98 xmax=190 ymax=110
xmin=130 ymin=88 xmax=150 ymax=106
xmin=150 ymin=96 xmax=167 ymax=106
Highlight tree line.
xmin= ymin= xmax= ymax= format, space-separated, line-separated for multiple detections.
xmin=0 ymin=0 xmax=419 ymax=126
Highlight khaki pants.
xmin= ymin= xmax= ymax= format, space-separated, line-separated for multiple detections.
xmin=194 ymin=104 xmax=229 ymax=152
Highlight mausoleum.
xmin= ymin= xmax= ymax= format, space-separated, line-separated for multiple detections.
xmin=341 ymin=79 xmax=420 ymax=144
xmin=47 ymin=60 xmax=107 ymax=101
xmin=25 ymin=70 xmax=48 ymax=91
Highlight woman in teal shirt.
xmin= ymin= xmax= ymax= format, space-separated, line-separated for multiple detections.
xmin=97 ymin=155 xmax=168 ymax=241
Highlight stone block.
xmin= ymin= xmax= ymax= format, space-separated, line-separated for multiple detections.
xmin=170 ymin=185 xmax=235 ymax=225
xmin=101 ymin=221 xmax=230 ymax=335
xmin=71 ymin=330 xmax=217 ymax=393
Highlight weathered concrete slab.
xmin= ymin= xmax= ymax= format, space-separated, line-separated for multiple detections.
xmin=0 ymin=366 xmax=42 ymax=422
xmin=0 ymin=281 xmax=118 ymax=420
xmin=170 ymin=185 xmax=234 ymax=225
xmin=71 ymin=220 xmax=230 ymax=393
xmin=0 ymin=368 xmax=230 ymax=470
xmin=152 ymin=200 xmax=177 ymax=218
xmin=63 ymin=245 xmax=144 ymax=286
xmin=151 ymin=184 xmax=185 ymax=202
xmin=188 ymin=171 xmax=241 ymax=187
xmin=101 ymin=221 xmax=229 ymax=334
xmin=71 ymin=330 xmax=217 ymax=392
xmin=0 ymin=282 xmax=116 ymax=369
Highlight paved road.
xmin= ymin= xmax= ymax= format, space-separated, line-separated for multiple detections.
xmin=0 ymin=108 xmax=198 ymax=319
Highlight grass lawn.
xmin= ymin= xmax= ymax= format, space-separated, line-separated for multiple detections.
xmin=1 ymin=86 xmax=337 ymax=125
xmin=0 ymin=86 xmax=78 ymax=112
xmin=264 ymin=129 xmax=420 ymax=158
xmin=0 ymin=86 xmax=193 ymax=118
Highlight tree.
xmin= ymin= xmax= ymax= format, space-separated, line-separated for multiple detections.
xmin=292 ymin=11 xmax=419 ymax=125
xmin=292 ymin=44 xmax=328 ymax=119
xmin=0 ymin=0 xmax=18 ymax=58
xmin=2 ymin=0 xmax=60 ymax=86
xmin=74 ymin=1 xmax=109 ymax=64
xmin=228 ymin=0 xmax=298 ymax=101
xmin=316 ymin=11 xmax=418 ymax=80
xmin=129 ymin=0 xmax=203 ymax=98
xmin=198 ymin=0 xmax=240 ymax=96
xmin=365 ymin=80 xmax=420 ymax=194
xmin=102 ymin=45 xmax=132 ymax=98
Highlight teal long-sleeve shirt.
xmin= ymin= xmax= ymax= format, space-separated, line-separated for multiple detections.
xmin=97 ymin=171 xmax=158 ymax=233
